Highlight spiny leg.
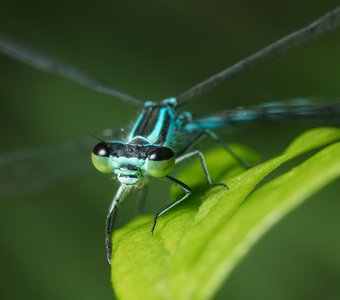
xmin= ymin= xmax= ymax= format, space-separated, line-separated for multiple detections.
xmin=151 ymin=175 xmax=192 ymax=234
xmin=176 ymin=149 xmax=228 ymax=189
xmin=106 ymin=202 xmax=118 ymax=264
xmin=178 ymin=129 xmax=249 ymax=169
xmin=205 ymin=129 xmax=250 ymax=169
xmin=106 ymin=185 xmax=130 ymax=264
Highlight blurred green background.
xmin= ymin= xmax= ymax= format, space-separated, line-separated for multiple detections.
xmin=1 ymin=1 xmax=340 ymax=299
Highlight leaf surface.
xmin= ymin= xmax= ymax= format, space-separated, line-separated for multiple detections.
xmin=111 ymin=128 xmax=340 ymax=300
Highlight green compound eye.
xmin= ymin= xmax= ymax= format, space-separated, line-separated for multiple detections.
xmin=91 ymin=142 xmax=112 ymax=174
xmin=147 ymin=147 xmax=175 ymax=177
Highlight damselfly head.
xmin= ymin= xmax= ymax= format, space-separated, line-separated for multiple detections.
xmin=92 ymin=142 xmax=176 ymax=185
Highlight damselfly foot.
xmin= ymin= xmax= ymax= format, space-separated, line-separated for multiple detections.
xmin=150 ymin=175 xmax=192 ymax=235
xmin=150 ymin=215 xmax=158 ymax=235
xmin=208 ymin=182 xmax=228 ymax=189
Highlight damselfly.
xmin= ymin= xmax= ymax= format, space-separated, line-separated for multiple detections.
xmin=1 ymin=6 xmax=340 ymax=266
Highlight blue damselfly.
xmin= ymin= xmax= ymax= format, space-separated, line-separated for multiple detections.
xmin=1 ymin=5 xmax=340 ymax=269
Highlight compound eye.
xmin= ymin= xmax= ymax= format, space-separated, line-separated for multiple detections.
xmin=147 ymin=147 xmax=175 ymax=177
xmin=91 ymin=142 xmax=112 ymax=174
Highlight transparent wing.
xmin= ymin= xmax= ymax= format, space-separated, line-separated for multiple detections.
xmin=186 ymin=100 xmax=340 ymax=132
xmin=0 ymin=35 xmax=145 ymax=107
xmin=0 ymin=139 xmax=93 ymax=199
xmin=177 ymin=6 xmax=340 ymax=105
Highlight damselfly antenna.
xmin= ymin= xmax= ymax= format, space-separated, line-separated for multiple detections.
xmin=89 ymin=134 xmax=108 ymax=144
xmin=177 ymin=6 xmax=340 ymax=105
xmin=0 ymin=35 xmax=145 ymax=107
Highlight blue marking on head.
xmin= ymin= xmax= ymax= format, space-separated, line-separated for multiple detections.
xmin=110 ymin=141 xmax=126 ymax=145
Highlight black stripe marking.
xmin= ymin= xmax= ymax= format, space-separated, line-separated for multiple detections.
xmin=133 ymin=107 xmax=159 ymax=138
xmin=155 ymin=111 xmax=171 ymax=144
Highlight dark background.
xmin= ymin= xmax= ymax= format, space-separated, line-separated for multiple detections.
xmin=1 ymin=1 xmax=340 ymax=299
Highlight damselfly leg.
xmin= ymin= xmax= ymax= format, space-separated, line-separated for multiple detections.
xmin=176 ymin=150 xmax=228 ymax=189
xmin=151 ymin=175 xmax=192 ymax=234
xmin=205 ymin=130 xmax=251 ymax=169
xmin=177 ymin=129 xmax=250 ymax=169
xmin=149 ymin=148 xmax=229 ymax=234
xmin=106 ymin=185 xmax=131 ymax=263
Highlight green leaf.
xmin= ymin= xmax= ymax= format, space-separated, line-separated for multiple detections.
xmin=111 ymin=128 xmax=340 ymax=300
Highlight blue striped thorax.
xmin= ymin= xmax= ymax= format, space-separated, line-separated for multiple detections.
xmin=127 ymin=97 xmax=191 ymax=147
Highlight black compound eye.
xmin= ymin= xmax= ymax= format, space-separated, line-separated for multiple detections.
xmin=91 ymin=142 xmax=112 ymax=174
xmin=147 ymin=147 xmax=175 ymax=177
xmin=92 ymin=142 xmax=111 ymax=157
xmin=148 ymin=147 xmax=174 ymax=161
